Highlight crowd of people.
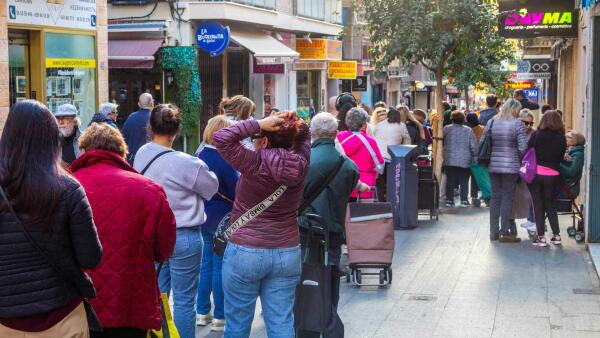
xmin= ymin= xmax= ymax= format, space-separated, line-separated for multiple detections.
xmin=0 ymin=86 xmax=587 ymax=337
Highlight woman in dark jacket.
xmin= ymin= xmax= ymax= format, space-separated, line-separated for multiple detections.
xmin=560 ymin=130 xmax=586 ymax=197
xmin=528 ymin=111 xmax=567 ymax=247
xmin=71 ymin=123 xmax=176 ymax=338
xmin=214 ymin=111 xmax=310 ymax=338
xmin=0 ymin=100 xmax=102 ymax=337
xmin=195 ymin=115 xmax=239 ymax=332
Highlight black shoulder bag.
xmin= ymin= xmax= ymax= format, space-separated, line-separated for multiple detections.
xmin=0 ymin=186 xmax=102 ymax=331
xmin=140 ymin=150 xmax=174 ymax=175
xmin=478 ymin=120 xmax=495 ymax=167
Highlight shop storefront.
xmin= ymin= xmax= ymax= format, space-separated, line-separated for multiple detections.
xmin=4 ymin=0 xmax=105 ymax=127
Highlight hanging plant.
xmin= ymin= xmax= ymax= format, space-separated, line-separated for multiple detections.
xmin=157 ymin=46 xmax=201 ymax=135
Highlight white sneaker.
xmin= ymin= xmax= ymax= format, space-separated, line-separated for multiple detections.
xmin=520 ymin=221 xmax=535 ymax=229
xmin=196 ymin=313 xmax=213 ymax=326
xmin=211 ymin=318 xmax=226 ymax=332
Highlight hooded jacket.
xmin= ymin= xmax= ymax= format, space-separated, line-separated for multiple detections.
xmin=213 ymin=119 xmax=311 ymax=249
xmin=71 ymin=150 xmax=176 ymax=330
xmin=337 ymin=130 xmax=384 ymax=199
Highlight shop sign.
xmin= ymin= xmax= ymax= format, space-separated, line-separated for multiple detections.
xmin=328 ymin=61 xmax=357 ymax=80
xmin=387 ymin=67 xmax=409 ymax=78
xmin=352 ymin=76 xmax=368 ymax=91
xmin=504 ymin=81 xmax=534 ymax=89
xmin=524 ymin=88 xmax=539 ymax=101
xmin=253 ymin=58 xmax=285 ymax=74
xmin=296 ymin=39 xmax=342 ymax=60
xmin=8 ymin=0 xmax=97 ymax=30
xmin=498 ymin=0 xmax=578 ymax=38
xmin=46 ymin=58 xmax=96 ymax=68
xmin=516 ymin=59 xmax=554 ymax=80
xmin=292 ymin=61 xmax=327 ymax=71
xmin=196 ymin=22 xmax=230 ymax=57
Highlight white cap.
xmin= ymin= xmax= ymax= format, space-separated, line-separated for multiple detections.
xmin=54 ymin=104 xmax=79 ymax=117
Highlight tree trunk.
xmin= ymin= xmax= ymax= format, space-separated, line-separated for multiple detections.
xmin=464 ymin=87 xmax=470 ymax=111
xmin=433 ymin=67 xmax=445 ymax=183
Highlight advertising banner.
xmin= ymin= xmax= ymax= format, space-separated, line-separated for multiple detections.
xmin=8 ymin=0 xmax=97 ymax=30
xmin=296 ymin=39 xmax=342 ymax=60
xmin=498 ymin=0 xmax=578 ymax=38
xmin=328 ymin=61 xmax=357 ymax=79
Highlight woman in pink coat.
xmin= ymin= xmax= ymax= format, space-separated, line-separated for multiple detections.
xmin=338 ymin=107 xmax=385 ymax=200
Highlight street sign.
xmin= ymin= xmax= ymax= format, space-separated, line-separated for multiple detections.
xmin=498 ymin=0 xmax=578 ymax=38
xmin=196 ymin=22 xmax=230 ymax=57
xmin=328 ymin=61 xmax=358 ymax=80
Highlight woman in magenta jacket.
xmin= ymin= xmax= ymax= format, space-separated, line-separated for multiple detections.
xmin=337 ymin=107 xmax=385 ymax=200
xmin=71 ymin=123 xmax=176 ymax=338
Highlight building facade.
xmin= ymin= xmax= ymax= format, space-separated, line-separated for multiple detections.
xmin=0 ymin=0 xmax=108 ymax=130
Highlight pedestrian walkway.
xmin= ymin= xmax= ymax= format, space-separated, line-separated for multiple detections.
xmin=197 ymin=208 xmax=600 ymax=337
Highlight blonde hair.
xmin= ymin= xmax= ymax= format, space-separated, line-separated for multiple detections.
xmin=568 ymin=130 xmax=586 ymax=146
xmin=219 ymin=95 xmax=255 ymax=121
xmin=371 ymin=107 xmax=388 ymax=125
xmin=79 ymin=123 xmax=129 ymax=158
xmin=398 ymin=105 xmax=425 ymax=140
xmin=496 ymin=98 xmax=521 ymax=120
xmin=204 ymin=115 xmax=235 ymax=145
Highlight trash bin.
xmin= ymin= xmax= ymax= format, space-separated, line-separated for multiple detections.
xmin=387 ymin=145 xmax=421 ymax=229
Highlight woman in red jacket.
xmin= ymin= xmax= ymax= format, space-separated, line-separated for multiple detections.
xmin=70 ymin=123 xmax=177 ymax=338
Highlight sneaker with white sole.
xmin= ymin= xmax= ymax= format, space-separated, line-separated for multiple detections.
xmin=196 ymin=313 xmax=213 ymax=326
xmin=551 ymin=235 xmax=562 ymax=245
xmin=532 ymin=236 xmax=548 ymax=247
xmin=211 ymin=318 xmax=226 ymax=332
xmin=520 ymin=221 xmax=535 ymax=229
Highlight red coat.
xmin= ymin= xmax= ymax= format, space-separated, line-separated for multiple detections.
xmin=71 ymin=150 xmax=176 ymax=330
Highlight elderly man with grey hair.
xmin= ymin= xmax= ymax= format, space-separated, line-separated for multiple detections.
xmin=121 ymin=92 xmax=155 ymax=163
xmin=89 ymin=102 xmax=119 ymax=129
xmin=299 ymin=112 xmax=359 ymax=333
xmin=53 ymin=103 xmax=82 ymax=165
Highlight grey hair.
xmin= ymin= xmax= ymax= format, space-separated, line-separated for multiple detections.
xmin=99 ymin=102 xmax=118 ymax=118
xmin=496 ymin=98 xmax=522 ymax=120
xmin=138 ymin=92 xmax=154 ymax=109
xmin=345 ymin=107 xmax=369 ymax=131
xmin=519 ymin=108 xmax=534 ymax=120
xmin=311 ymin=112 xmax=339 ymax=139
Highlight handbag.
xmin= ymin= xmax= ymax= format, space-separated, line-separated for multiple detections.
xmin=0 ymin=186 xmax=102 ymax=331
xmin=213 ymin=185 xmax=288 ymax=257
xmin=341 ymin=132 xmax=384 ymax=174
xmin=147 ymin=264 xmax=180 ymax=338
xmin=519 ymin=135 xmax=538 ymax=184
xmin=477 ymin=120 xmax=494 ymax=166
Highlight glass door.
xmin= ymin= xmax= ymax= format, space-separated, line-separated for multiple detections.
xmin=8 ymin=29 xmax=30 ymax=106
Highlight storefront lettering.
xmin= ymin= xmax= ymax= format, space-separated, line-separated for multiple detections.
xmin=504 ymin=11 xmax=572 ymax=26
xmin=8 ymin=0 xmax=97 ymax=30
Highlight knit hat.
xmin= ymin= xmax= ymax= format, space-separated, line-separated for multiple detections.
xmin=54 ymin=104 xmax=78 ymax=117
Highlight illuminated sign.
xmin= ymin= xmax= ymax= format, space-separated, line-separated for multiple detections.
xmin=504 ymin=81 xmax=534 ymax=89
xmin=498 ymin=0 xmax=578 ymax=38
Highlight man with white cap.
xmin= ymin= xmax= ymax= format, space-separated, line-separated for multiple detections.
xmin=90 ymin=102 xmax=119 ymax=129
xmin=54 ymin=103 xmax=81 ymax=165
xmin=121 ymin=92 xmax=154 ymax=164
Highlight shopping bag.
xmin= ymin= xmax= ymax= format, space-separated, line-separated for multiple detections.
xmin=519 ymin=148 xmax=537 ymax=184
xmin=470 ymin=163 xmax=491 ymax=199
xmin=148 ymin=290 xmax=180 ymax=338
xmin=512 ymin=180 xmax=531 ymax=219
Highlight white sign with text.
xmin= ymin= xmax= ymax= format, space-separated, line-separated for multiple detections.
xmin=8 ymin=0 xmax=97 ymax=30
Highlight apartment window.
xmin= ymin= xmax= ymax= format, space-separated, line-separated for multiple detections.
xmin=297 ymin=0 xmax=341 ymax=24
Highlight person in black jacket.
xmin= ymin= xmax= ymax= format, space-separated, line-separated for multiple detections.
xmin=0 ymin=100 xmax=102 ymax=337
xmin=527 ymin=111 xmax=567 ymax=247
xmin=514 ymin=89 xmax=540 ymax=111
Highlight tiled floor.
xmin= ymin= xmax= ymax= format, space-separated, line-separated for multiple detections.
xmin=197 ymin=207 xmax=600 ymax=337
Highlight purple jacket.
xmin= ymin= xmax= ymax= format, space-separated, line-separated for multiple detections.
xmin=213 ymin=119 xmax=311 ymax=248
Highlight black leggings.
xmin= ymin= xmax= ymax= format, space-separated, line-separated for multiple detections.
xmin=528 ymin=175 xmax=560 ymax=236
xmin=445 ymin=166 xmax=469 ymax=202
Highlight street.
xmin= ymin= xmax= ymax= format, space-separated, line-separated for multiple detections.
xmin=199 ymin=208 xmax=600 ymax=338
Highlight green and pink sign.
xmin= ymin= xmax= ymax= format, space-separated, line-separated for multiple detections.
xmin=498 ymin=0 xmax=578 ymax=38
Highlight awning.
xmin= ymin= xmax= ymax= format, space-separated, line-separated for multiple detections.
xmin=230 ymin=30 xmax=299 ymax=65
xmin=108 ymin=39 xmax=163 ymax=69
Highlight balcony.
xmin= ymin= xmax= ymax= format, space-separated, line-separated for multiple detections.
xmin=202 ymin=0 xmax=276 ymax=10
xmin=296 ymin=0 xmax=342 ymax=25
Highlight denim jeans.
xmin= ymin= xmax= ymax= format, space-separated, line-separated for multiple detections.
xmin=196 ymin=230 xmax=224 ymax=319
xmin=158 ymin=227 xmax=203 ymax=338
xmin=222 ymin=242 xmax=301 ymax=338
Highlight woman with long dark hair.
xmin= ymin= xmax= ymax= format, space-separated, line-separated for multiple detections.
xmin=528 ymin=111 xmax=567 ymax=247
xmin=0 ymin=100 xmax=102 ymax=337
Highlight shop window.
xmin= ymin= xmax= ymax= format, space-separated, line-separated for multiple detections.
xmin=45 ymin=33 xmax=97 ymax=127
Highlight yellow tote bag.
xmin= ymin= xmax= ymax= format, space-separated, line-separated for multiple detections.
xmin=148 ymin=264 xmax=180 ymax=338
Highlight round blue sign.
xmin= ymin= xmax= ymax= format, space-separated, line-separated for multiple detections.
xmin=196 ymin=22 xmax=230 ymax=57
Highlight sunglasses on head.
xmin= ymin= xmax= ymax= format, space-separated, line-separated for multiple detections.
xmin=523 ymin=121 xmax=534 ymax=126
xmin=251 ymin=133 xmax=264 ymax=140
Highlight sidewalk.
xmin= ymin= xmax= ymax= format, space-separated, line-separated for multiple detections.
xmin=197 ymin=208 xmax=600 ymax=337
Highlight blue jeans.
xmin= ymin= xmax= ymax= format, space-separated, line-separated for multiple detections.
xmin=222 ymin=243 xmax=301 ymax=338
xmin=158 ymin=227 xmax=203 ymax=338
xmin=196 ymin=230 xmax=224 ymax=319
